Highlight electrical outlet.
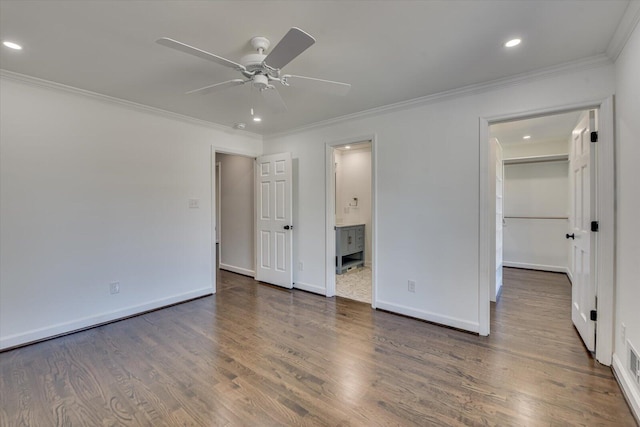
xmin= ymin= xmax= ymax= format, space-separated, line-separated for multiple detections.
xmin=188 ymin=199 xmax=200 ymax=209
xmin=110 ymin=281 xmax=120 ymax=295
xmin=621 ymin=323 xmax=626 ymax=342
xmin=299 ymin=262 xmax=304 ymax=271
xmin=408 ymin=280 xmax=416 ymax=293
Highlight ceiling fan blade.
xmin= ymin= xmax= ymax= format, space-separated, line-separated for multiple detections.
xmin=156 ymin=37 xmax=246 ymax=71
xmin=186 ymin=79 xmax=247 ymax=95
xmin=263 ymin=27 xmax=315 ymax=70
xmin=261 ymin=87 xmax=287 ymax=113
xmin=282 ymin=75 xmax=351 ymax=96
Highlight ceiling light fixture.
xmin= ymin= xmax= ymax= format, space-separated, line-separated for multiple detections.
xmin=344 ymin=146 xmax=351 ymax=149
xmin=523 ymin=135 xmax=531 ymax=140
xmin=2 ymin=41 xmax=22 ymax=50
xmin=504 ymin=38 xmax=521 ymax=48
xmin=253 ymin=117 xmax=262 ymax=122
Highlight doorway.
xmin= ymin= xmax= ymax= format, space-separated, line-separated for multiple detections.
xmin=479 ymin=97 xmax=615 ymax=365
xmin=490 ymin=109 xmax=594 ymax=344
xmin=214 ymin=152 xmax=255 ymax=279
xmin=326 ymin=138 xmax=375 ymax=305
xmin=490 ymin=110 xmax=584 ymax=282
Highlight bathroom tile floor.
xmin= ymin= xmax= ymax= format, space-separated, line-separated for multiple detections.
xmin=335 ymin=266 xmax=371 ymax=304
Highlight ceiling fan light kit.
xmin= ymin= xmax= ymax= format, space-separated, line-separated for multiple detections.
xmin=156 ymin=27 xmax=351 ymax=122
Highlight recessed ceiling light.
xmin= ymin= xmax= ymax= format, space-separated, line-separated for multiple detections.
xmin=523 ymin=135 xmax=531 ymax=140
xmin=505 ymin=38 xmax=521 ymax=48
xmin=345 ymin=145 xmax=351 ymax=149
xmin=253 ymin=117 xmax=262 ymax=122
xmin=2 ymin=41 xmax=22 ymax=50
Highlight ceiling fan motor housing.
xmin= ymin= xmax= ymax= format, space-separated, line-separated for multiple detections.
xmin=253 ymin=74 xmax=269 ymax=90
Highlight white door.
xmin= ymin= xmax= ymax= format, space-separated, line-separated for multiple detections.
xmin=494 ymin=138 xmax=504 ymax=300
xmin=215 ymin=162 xmax=221 ymax=244
xmin=569 ymin=111 xmax=596 ymax=351
xmin=255 ymin=152 xmax=293 ymax=288
xmin=490 ymin=137 xmax=504 ymax=301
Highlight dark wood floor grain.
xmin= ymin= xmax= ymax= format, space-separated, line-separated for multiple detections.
xmin=1 ymin=267 xmax=636 ymax=426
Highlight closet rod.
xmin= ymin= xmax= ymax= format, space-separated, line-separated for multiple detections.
xmin=504 ymin=216 xmax=568 ymax=220
xmin=503 ymin=154 xmax=568 ymax=165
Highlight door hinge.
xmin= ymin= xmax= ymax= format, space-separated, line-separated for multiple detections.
xmin=590 ymin=310 xmax=597 ymax=321
xmin=591 ymin=221 xmax=599 ymax=232
xmin=590 ymin=131 xmax=598 ymax=143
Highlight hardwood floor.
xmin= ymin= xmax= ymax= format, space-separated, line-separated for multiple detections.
xmin=1 ymin=267 xmax=636 ymax=426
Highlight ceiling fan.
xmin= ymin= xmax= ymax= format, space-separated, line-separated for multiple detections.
xmin=156 ymin=28 xmax=351 ymax=113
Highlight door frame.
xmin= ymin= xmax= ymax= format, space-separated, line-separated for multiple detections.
xmin=216 ymin=161 xmax=221 ymax=245
xmin=478 ymin=96 xmax=615 ymax=365
xmin=325 ymin=134 xmax=377 ymax=307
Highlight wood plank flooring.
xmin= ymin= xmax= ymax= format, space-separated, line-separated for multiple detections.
xmin=1 ymin=267 xmax=636 ymax=426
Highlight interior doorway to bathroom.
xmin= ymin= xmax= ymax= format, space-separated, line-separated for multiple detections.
xmin=332 ymin=141 xmax=373 ymax=304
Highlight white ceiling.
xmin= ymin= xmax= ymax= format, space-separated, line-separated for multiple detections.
xmin=0 ymin=0 xmax=632 ymax=135
xmin=490 ymin=110 xmax=583 ymax=146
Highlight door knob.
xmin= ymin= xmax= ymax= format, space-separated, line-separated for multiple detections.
xmin=284 ymin=225 xmax=293 ymax=230
xmin=566 ymin=233 xmax=575 ymax=239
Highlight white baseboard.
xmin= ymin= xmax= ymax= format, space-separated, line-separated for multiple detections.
xmin=376 ymin=300 xmax=479 ymax=333
xmin=0 ymin=287 xmax=213 ymax=350
xmin=293 ymin=281 xmax=326 ymax=296
xmin=503 ymin=261 xmax=569 ymax=275
xmin=612 ymin=353 xmax=640 ymax=424
xmin=219 ymin=263 xmax=255 ymax=277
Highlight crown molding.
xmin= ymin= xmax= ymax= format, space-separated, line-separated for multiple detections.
xmin=264 ymin=54 xmax=612 ymax=140
xmin=0 ymin=69 xmax=262 ymax=141
xmin=606 ymin=0 xmax=640 ymax=61
xmin=2 ymin=50 xmax=612 ymax=144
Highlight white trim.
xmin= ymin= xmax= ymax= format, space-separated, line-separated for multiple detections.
xmin=219 ymin=263 xmax=255 ymax=277
xmin=293 ymin=281 xmax=326 ymax=296
xmin=325 ymin=135 xmax=377 ymax=308
xmin=612 ymin=353 xmax=640 ymax=424
xmin=503 ymin=262 xmax=569 ymax=275
xmin=265 ymin=55 xmax=611 ymax=139
xmin=479 ymin=97 xmax=616 ymax=365
xmin=376 ymin=301 xmax=479 ymax=333
xmin=606 ymin=1 xmax=640 ymax=61
xmin=0 ymin=69 xmax=263 ymax=143
xmin=479 ymin=119 xmax=491 ymax=336
xmin=0 ymin=288 xmax=213 ymax=350
xmin=211 ymin=147 xmax=217 ymax=294
xmin=325 ymin=144 xmax=337 ymax=298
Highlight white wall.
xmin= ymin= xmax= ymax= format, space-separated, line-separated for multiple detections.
xmin=263 ymin=62 xmax=615 ymax=332
xmin=335 ymin=145 xmax=372 ymax=265
xmin=613 ymin=18 xmax=640 ymax=420
xmin=502 ymin=139 xmax=569 ymax=159
xmin=0 ymin=75 xmax=261 ymax=349
xmin=503 ymin=160 xmax=569 ymax=272
xmin=216 ymin=153 xmax=255 ymax=276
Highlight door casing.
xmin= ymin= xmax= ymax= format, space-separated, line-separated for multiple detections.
xmin=479 ymin=96 xmax=615 ymax=365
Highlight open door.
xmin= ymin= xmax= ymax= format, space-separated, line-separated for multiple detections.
xmin=490 ymin=137 xmax=504 ymax=301
xmin=569 ymin=111 xmax=596 ymax=351
xmin=255 ymin=152 xmax=293 ymax=289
